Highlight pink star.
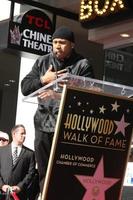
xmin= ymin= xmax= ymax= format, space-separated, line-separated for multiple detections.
xmin=114 ymin=114 xmax=130 ymax=136
xmin=75 ymin=157 xmax=119 ymax=200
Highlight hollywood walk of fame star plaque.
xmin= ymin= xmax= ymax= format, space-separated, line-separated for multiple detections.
xmin=40 ymin=81 xmax=133 ymax=200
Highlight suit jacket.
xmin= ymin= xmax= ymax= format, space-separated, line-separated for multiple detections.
xmin=0 ymin=144 xmax=36 ymax=200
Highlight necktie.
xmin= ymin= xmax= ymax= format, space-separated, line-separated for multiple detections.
xmin=13 ymin=147 xmax=18 ymax=166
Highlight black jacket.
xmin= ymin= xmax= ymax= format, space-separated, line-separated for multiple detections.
xmin=21 ymin=50 xmax=94 ymax=132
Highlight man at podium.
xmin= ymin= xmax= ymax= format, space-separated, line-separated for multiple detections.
xmin=21 ymin=26 xmax=94 ymax=192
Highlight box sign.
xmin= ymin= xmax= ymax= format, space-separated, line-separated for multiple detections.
xmin=8 ymin=9 xmax=53 ymax=56
xmin=80 ymin=0 xmax=133 ymax=28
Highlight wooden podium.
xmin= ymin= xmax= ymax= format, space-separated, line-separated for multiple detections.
xmin=23 ymin=74 xmax=133 ymax=200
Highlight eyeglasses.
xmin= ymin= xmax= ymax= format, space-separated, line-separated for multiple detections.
xmin=0 ymin=138 xmax=8 ymax=142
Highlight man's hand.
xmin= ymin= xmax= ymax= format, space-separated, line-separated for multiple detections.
xmin=40 ymin=66 xmax=68 ymax=85
xmin=40 ymin=65 xmax=56 ymax=84
xmin=1 ymin=185 xmax=10 ymax=192
xmin=11 ymin=186 xmax=21 ymax=193
xmin=38 ymin=89 xmax=61 ymax=100
xmin=1 ymin=185 xmax=21 ymax=193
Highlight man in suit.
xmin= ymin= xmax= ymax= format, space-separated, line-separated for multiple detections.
xmin=0 ymin=124 xmax=37 ymax=200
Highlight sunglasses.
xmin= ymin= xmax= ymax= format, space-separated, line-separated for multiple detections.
xmin=0 ymin=138 xmax=8 ymax=142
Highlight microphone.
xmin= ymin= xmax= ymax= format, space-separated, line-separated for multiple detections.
xmin=50 ymin=59 xmax=60 ymax=91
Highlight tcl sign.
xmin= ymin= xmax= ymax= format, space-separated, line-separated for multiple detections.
xmin=8 ymin=9 xmax=53 ymax=56
xmin=80 ymin=0 xmax=133 ymax=28
xmin=25 ymin=15 xmax=51 ymax=30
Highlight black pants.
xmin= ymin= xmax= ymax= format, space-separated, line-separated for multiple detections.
xmin=34 ymin=129 xmax=54 ymax=192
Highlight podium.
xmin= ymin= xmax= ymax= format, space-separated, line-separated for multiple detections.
xmin=23 ymin=73 xmax=133 ymax=104
xmin=23 ymin=74 xmax=133 ymax=200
